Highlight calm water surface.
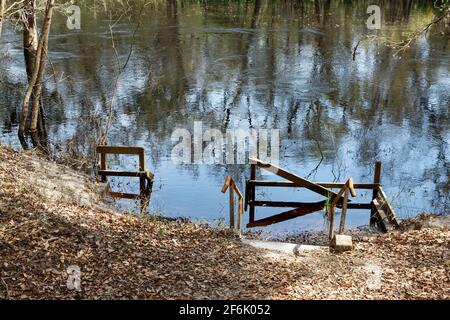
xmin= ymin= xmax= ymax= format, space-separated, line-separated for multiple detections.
xmin=0 ymin=1 xmax=449 ymax=235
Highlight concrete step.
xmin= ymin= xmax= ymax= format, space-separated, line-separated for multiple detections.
xmin=241 ymin=238 xmax=326 ymax=255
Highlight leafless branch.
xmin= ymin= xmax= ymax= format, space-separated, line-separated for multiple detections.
xmin=99 ymin=2 xmax=150 ymax=145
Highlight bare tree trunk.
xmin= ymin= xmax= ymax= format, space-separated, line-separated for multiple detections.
xmin=250 ymin=0 xmax=262 ymax=29
xmin=19 ymin=0 xmax=38 ymax=147
xmin=0 ymin=0 xmax=5 ymax=36
xmin=19 ymin=0 xmax=54 ymax=150
xmin=23 ymin=0 xmax=38 ymax=81
xmin=29 ymin=0 xmax=54 ymax=148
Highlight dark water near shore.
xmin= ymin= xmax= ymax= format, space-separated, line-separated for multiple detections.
xmin=0 ymin=1 xmax=449 ymax=235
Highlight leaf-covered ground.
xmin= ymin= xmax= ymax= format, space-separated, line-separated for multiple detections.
xmin=0 ymin=146 xmax=449 ymax=299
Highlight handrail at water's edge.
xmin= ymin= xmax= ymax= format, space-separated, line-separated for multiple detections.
xmin=96 ymin=145 xmax=145 ymax=156
xmin=329 ymin=178 xmax=357 ymax=241
xmin=96 ymin=145 xmax=154 ymax=214
xmin=222 ymin=176 xmax=245 ymax=235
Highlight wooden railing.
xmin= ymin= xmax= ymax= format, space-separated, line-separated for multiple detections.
xmin=97 ymin=146 xmax=154 ymax=213
xmin=244 ymin=158 xmax=400 ymax=233
xmin=245 ymin=158 xmax=346 ymax=228
xmin=328 ymin=178 xmax=357 ymax=241
xmin=221 ymin=176 xmax=244 ymax=236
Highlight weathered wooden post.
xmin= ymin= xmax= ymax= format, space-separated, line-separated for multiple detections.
xmin=229 ymin=182 xmax=235 ymax=229
xmin=237 ymin=198 xmax=243 ymax=236
xmin=339 ymin=178 xmax=356 ymax=234
xmin=222 ymin=176 xmax=234 ymax=229
xmin=371 ymin=161 xmax=382 ymax=226
xmin=138 ymin=149 xmax=147 ymax=213
xmin=329 ymin=178 xmax=356 ymax=241
xmin=328 ymin=202 xmax=336 ymax=241
xmin=100 ymin=152 xmax=107 ymax=183
xmin=338 ymin=189 xmax=350 ymax=235
xmin=222 ymin=176 xmax=244 ymax=236
xmin=249 ymin=163 xmax=256 ymax=224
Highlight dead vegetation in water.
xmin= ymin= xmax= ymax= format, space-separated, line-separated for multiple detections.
xmin=0 ymin=146 xmax=449 ymax=300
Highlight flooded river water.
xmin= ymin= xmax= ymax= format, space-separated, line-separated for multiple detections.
xmin=0 ymin=0 xmax=449 ymax=235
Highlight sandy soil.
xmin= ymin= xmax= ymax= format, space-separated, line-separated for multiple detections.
xmin=0 ymin=146 xmax=448 ymax=300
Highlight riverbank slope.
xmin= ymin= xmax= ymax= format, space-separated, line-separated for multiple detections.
xmin=0 ymin=146 xmax=448 ymax=299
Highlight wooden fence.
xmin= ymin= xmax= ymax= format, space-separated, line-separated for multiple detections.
xmin=97 ymin=146 xmax=154 ymax=213
xmin=221 ymin=176 xmax=245 ymax=236
xmin=244 ymin=158 xmax=399 ymax=233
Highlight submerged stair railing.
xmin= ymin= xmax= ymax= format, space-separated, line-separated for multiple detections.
xmin=221 ymin=176 xmax=245 ymax=236
xmin=96 ymin=146 xmax=154 ymax=213
xmin=367 ymin=161 xmax=401 ymax=232
xmin=245 ymin=157 xmax=345 ymax=228
xmin=327 ymin=178 xmax=357 ymax=241
xmin=219 ymin=158 xmax=400 ymax=237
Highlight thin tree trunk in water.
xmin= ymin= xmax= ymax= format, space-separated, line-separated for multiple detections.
xmin=19 ymin=0 xmax=38 ymax=147
xmin=38 ymin=100 xmax=48 ymax=145
xmin=19 ymin=0 xmax=54 ymax=150
xmin=251 ymin=0 xmax=262 ymax=29
xmin=0 ymin=0 xmax=5 ymax=36
xmin=23 ymin=0 xmax=38 ymax=81
xmin=30 ymin=0 xmax=54 ymax=149
xmin=30 ymin=64 xmax=47 ymax=148
xmin=314 ymin=0 xmax=321 ymax=24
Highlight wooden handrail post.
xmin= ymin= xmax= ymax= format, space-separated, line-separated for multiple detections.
xmin=100 ymin=153 xmax=107 ymax=183
xmin=249 ymin=163 xmax=256 ymax=224
xmin=140 ymin=176 xmax=146 ymax=214
xmin=222 ymin=176 xmax=244 ymax=235
xmin=330 ymin=178 xmax=357 ymax=240
xmin=338 ymin=189 xmax=350 ymax=235
xmin=229 ymin=182 xmax=235 ymax=229
xmin=237 ymin=198 xmax=244 ymax=237
xmin=371 ymin=161 xmax=382 ymax=226
xmin=138 ymin=151 xmax=145 ymax=172
xmin=328 ymin=203 xmax=336 ymax=241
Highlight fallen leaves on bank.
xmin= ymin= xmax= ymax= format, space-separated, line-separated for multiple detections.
xmin=0 ymin=146 xmax=449 ymax=300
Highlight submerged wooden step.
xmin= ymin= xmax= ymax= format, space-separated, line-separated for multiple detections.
xmin=241 ymin=238 xmax=326 ymax=255
xmin=247 ymin=204 xmax=324 ymax=228
xmin=378 ymin=187 xmax=400 ymax=228
xmin=375 ymin=196 xmax=386 ymax=206
xmin=372 ymin=198 xmax=396 ymax=232
xmin=378 ymin=208 xmax=393 ymax=232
